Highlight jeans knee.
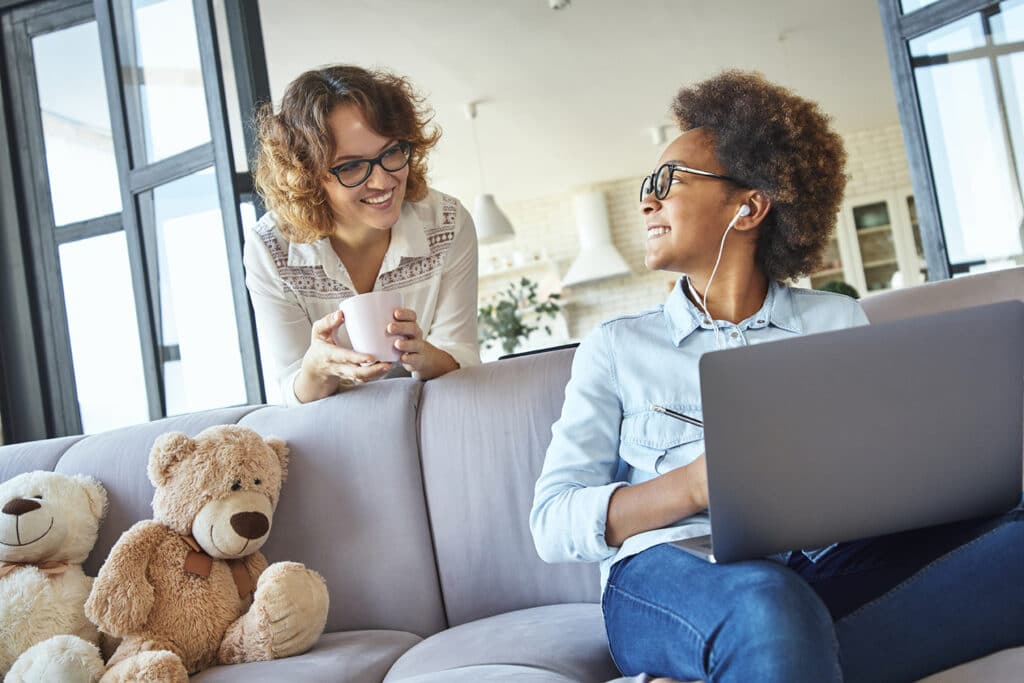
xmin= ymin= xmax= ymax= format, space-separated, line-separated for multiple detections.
xmin=724 ymin=568 xmax=833 ymax=647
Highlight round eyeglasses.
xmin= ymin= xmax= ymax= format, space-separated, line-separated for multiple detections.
xmin=640 ymin=162 xmax=741 ymax=202
xmin=329 ymin=141 xmax=413 ymax=188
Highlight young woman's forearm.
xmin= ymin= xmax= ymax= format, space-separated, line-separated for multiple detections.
xmin=604 ymin=455 xmax=708 ymax=548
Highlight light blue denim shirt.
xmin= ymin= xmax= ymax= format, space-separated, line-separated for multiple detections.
xmin=530 ymin=279 xmax=869 ymax=590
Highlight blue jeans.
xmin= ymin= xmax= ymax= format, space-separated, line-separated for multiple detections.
xmin=602 ymin=502 xmax=1024 ymax=683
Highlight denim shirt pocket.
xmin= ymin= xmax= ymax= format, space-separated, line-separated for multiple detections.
xmin=619 ymin=410 xmax=704 ymax=476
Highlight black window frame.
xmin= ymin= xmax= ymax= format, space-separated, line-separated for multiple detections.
xmin=878 ymin=0 xmax=1024 ymax=279
xmin=0 ymin=0 xmax=265 ymax=442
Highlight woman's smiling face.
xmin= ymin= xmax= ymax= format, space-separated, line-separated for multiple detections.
xmin=321 ymin=103 xmax=410 ymax=234
xmin=641 ymin=128 xmax=739 ymax=275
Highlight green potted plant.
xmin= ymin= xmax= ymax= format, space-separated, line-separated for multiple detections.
xmin=816 ymin=279 xmax=861 ymax=299
xmin=478 ymin=277 xmax=561 ymax=355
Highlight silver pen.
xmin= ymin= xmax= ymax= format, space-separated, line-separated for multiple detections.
xmin=650 ymin=404 xmax=704 ymax=428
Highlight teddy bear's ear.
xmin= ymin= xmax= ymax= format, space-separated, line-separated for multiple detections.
xmin=147 ymin=432 xmax=196 ymax=487
xmin=73 ymin=475 xmax=109 ymax=521
xmin=265 ymin=437 xmax=289 ymax=482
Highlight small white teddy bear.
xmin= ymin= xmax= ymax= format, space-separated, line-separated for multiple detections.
xmin=0 ymin=471 xmax=107 ymax=683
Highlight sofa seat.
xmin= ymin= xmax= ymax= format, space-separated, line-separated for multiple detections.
xmin=191 ymin=630 xmax=421 ymax=682
xmin=382 ymin=604 xmax=619 ymax=682
xmin=389 ymin=665 xmax=581 ymax=682
xmin=917 ymin=646 xmax=1024 ymax=682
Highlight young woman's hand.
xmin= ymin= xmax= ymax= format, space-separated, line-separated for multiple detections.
xmin=684 ymin=453 xmax=709 ymax=511
xmin=294 ymin=310 xmax=392 ymax=403
xmin=605 ymin=453 xmax=709 ymax=547
xmin=388 ymin=308 xmax=459 ymax=380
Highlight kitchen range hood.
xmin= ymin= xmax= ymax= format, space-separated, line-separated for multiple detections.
xmin=561 ymin=190 xmax=631 ymax=287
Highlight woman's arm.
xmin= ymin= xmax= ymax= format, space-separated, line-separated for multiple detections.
xmin=421 ymin=207 xmax=481 ymax=373
xmin=243 ymin=227 xmax=318 ymax=405
xmin=530 ymin=326 xmax=628 ymax=563
xmin=605 ymin=454 xmax=708 ymax=547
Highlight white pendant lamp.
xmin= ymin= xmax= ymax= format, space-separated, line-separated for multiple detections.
xmin=466 ymin=101 xmax=514 ymax=244
xmin=561 ymin=190 xmax=631 ymax=287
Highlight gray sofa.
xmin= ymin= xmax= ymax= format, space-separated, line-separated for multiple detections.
xmin=1 ymin=266 xmax=1022 ymax=682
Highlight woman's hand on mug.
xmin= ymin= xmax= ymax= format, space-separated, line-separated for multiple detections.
xmin=388 ymin=308 xmax=459 ymax=380
xmin=295 ymin=310 xmax=392 ymax=403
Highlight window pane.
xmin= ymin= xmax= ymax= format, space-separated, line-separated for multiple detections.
xmin=992 ymin=0 xmax=1024 ymax=44
xmin=124 ymin=0 xmax=211 ymax=162
xmin=59 ymin=232 xmax=149 ymax=433
xmin=913 ymin=31 xmax=1024 ymax=267
xmin=910 ymin=15 xmax=985 ymax=57
xmin=902 ymin=0 xmax=940 ymax=13
xmin=32 ymin=21 xmax=121 ymax=226
xmin=150 ymin=167 xmax=245 ymax=414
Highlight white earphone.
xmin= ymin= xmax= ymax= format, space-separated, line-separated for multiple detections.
xmin=693 ymin=203 xmax=751 ymax=348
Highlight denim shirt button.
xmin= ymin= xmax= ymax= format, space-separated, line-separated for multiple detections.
xmin=730 ymin=331 xmax=739 ymax=339
xmin=757 ymin=319 xmax=765 ymax=324
xmin=702 ymin=318 xmax=710 ymax=325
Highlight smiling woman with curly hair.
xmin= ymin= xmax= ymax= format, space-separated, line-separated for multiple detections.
xmin=532 ymin=70 xmax=1024 ymax=683
xmin=244 ymin=65 xmax=479 ymax=405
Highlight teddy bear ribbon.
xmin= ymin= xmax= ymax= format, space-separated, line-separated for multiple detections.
xmin=0 ymin=560 xmax=69 ymax=579
xmin=182 ymin=535 xmax=255 ymax=600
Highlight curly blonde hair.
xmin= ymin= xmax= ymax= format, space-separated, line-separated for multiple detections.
xmin=253 ymin=65 xmax=441 ymax=243
xmin=672 ymin=70 xmax=848 ymax=282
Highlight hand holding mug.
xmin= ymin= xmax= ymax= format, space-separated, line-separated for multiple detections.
xmin=297 ymin=310 xmax=392 ymax=401
xmin=388 ymin=308 xmax=459 ymax=380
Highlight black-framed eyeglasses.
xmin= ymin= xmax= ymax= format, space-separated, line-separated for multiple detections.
xmin=640 ymin=162 xmax=741 ymax=202
xmin=329 ymin=141 xmax=413 ymax=188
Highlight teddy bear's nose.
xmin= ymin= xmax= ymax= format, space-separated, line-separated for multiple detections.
xmin=2 ymin=498 xmax=41 ymax=516
xmin=230 ymin=511 xmax=269 ymax=539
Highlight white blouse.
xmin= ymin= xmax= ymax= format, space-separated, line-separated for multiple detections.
xmin=243 ymin=189 xmax=480 ymax=405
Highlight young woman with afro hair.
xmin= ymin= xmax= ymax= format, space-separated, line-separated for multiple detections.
xmin=244 ymin=65 xmax=479 ymax=405
xmin=531 ymin=70 xmax=1024 ymax=683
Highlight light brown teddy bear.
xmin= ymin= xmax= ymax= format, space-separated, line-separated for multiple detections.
xmin=83 ymin=425 xmax=329 ymax=682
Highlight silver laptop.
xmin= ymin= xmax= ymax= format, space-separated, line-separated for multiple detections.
xmin=672 ymin=300 xmax=1024 ymax=564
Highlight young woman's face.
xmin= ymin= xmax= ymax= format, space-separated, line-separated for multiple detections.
xmin=321 ymin=103 xmax=410 ymax=234
xmin=641 ymin=128 xmax=740 ymax=274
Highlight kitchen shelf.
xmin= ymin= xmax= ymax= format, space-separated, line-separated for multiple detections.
xmin=479 ymin=259 xmax=558 ymax=281
xmin=812 ymin=266 xmax=844 ymax=277
xmin=855 ymin=224 xmax=892 ymax=236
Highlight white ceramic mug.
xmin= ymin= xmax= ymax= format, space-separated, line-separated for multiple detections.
xmin=337 ymin=291 xmax=404 ymax=362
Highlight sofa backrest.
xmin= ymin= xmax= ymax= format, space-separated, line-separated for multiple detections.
xmin=236 ymin=380 xmax=447 ymax=637
xmin=860 ymin=266 xmax=1024 ymax=323
xmin=418 ymin=348 xmax=599 ymax=627
xmin=48 ymin=405 xmax=260 ymax=575
xmin=1 ymin=380 xmax=449 ymax=639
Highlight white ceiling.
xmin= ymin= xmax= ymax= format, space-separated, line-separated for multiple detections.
xmin=257 ymin=0 xmax=900 ymax=204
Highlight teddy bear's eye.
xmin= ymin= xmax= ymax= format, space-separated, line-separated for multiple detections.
xmin=231 ymin=480 xmax=242 ymax=491
xmin=254 ymin=479 xmax=262 ymax=486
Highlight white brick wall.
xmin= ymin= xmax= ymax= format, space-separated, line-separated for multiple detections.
xmin=478 ymin=124 xmax=912 ymax=345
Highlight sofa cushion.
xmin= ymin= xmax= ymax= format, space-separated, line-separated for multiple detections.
xmin=418 ymin=350 xmax=600 ymax=626
xmin=0 ymin=434 xmax=83 ymax=480
xmin=238 ymin=379 xmax=448 ymax=637
xmin=860 ymin=265 xmax=1024 ymax=324
xmin=382 ymin=603 xmax=618 ymax=683
xmin=191 ymin=629 xmax=421 ymax=682
xmin=916 ymin=646 xmax=1024 ymax=683
xmin=52 ymin=405 xmax=261 ymax=574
